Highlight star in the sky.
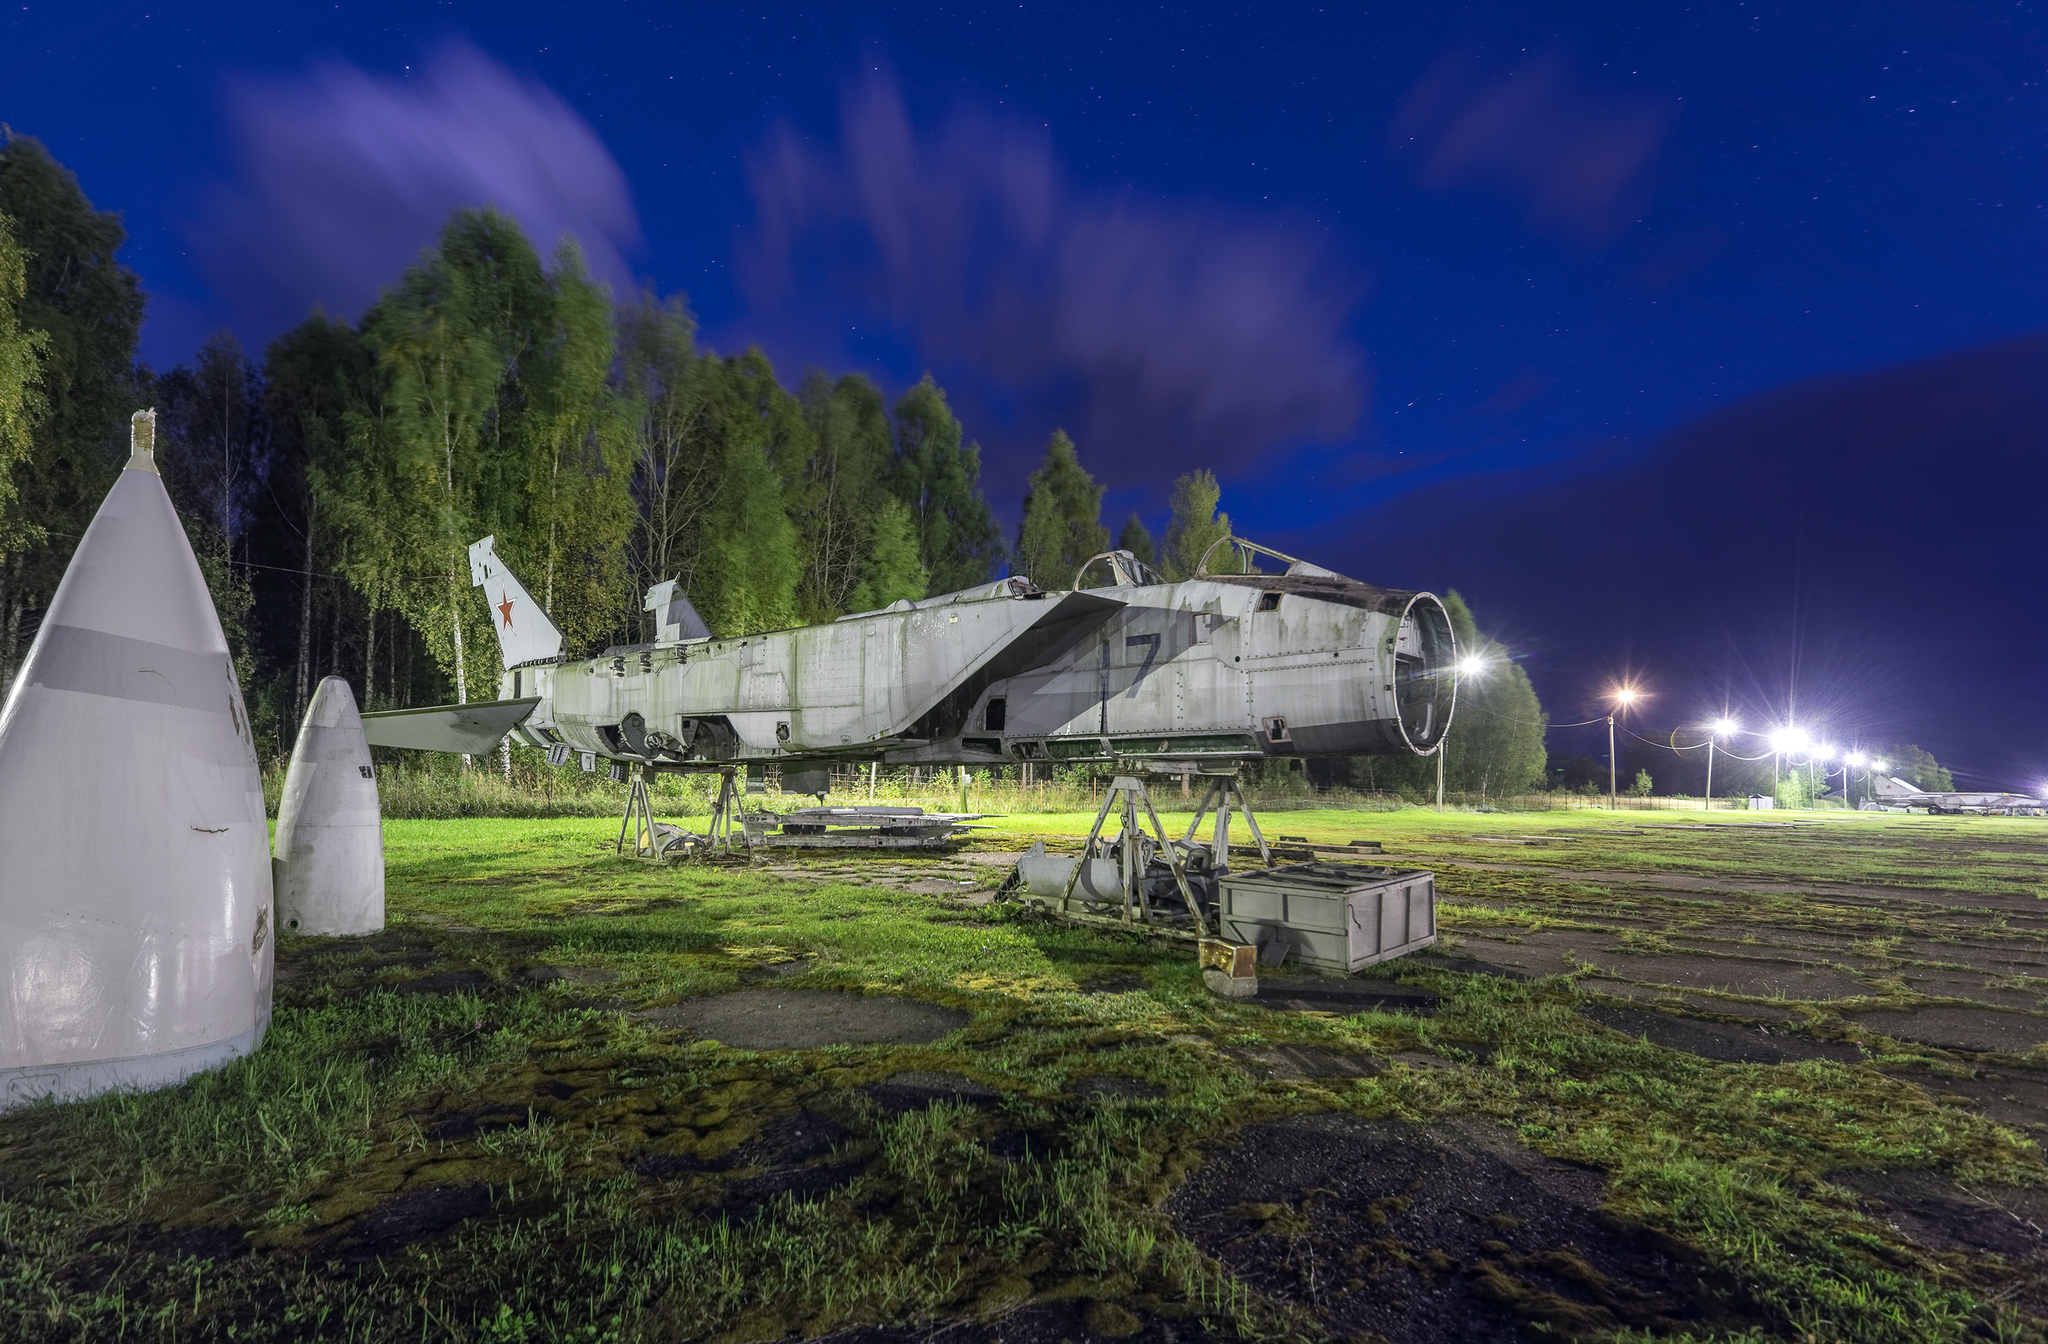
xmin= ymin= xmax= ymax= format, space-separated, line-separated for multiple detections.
xmin=498 ymin=592 xmax=515 ymax=628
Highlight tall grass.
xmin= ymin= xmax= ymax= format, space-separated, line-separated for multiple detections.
xmin=266 ymin=752 xmax=1472 ymax=820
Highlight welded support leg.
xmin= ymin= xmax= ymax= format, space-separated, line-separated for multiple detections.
xmin=617 ymin=766 xmax=657 ymax=858
xmin=1058 ymin=782 xmax=1120 ymax=915
xmin=1120 ymin=784 xmax=1146 ymax=926
xmin=1139 ymin=788 xmax=1207 ymax=936
xmin=1183 ymin=779 xmax=1221 ymax=846
xmin=708 ymin=768 xmax=741 ymax=855
xmin=1233 ymin=780 xmax=1274 ymax=867
xmin=1213 ymin=797 xmax=1233 ymax=876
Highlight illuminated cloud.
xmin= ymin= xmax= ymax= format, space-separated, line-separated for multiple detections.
xmin=200 ymin=41 xmax=641 ymax=335
xmin=738 ymin=74 xmax=1368 ymax=489
xmin=1393 ymin=51 xmax=1673 ymax=243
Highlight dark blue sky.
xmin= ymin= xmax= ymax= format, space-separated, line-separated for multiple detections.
xmin=6 ymin=1 xmax=2046 ymax=784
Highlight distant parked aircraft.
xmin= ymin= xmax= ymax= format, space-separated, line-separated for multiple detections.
xmin=1864 ymin=775 xmax=2044 ymax=816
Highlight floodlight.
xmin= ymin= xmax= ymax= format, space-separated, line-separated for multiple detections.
xmin=1817 ymin=744 xmax=1836 ymax=762
xmin=1846 ymin=752 xmax=1867 ymax=767
xmin=1457 ymin=657 xmax=1486 ymax=678
xmin=1768 ymin=726 xmax=1809 ymax=753
xmin=1710 ymin=717 xmax=1735 ymax=735
xmin=1613 ymin=687 xmax=1638 ymax=706
xmin=1872 ymin=759 xmax=1888 ymax=772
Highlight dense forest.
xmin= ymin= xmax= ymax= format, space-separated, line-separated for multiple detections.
xmin=0 ymin=128 xmax=1556 ymax=796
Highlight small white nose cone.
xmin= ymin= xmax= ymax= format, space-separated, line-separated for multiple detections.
xmin=0 ymin=413 xmax=273 ymax=1110
xmin=274 ymin=677 xmax=384 ymax=936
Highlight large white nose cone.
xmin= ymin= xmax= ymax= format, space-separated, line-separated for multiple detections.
xmin=274 ymin=676 xmax=384 ymax=936
xmin=0 ymin=416 xmax=273 ymax=1110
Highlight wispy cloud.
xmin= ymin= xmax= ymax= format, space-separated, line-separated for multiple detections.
xmin=200 ymin=40 xmax=641 ymax=336
xmin=1393 ymin=51 xmax=1673 ymax=243
xmin=738 ymin=73 xmax=1368 ymax=490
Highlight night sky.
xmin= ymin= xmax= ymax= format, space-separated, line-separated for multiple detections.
xmin=6 ymin=2 xmax=2045 ymax=785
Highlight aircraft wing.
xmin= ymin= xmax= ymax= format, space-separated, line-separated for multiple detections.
xmin=362 ymin=698 xmax=540 ymax=754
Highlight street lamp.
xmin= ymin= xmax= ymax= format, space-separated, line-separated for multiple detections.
xmin=1846 ymin=751 xmax=1867 ymax=809
xmin=1705 ymin=717 xmax=1735 ymax=813
xmin=1609 ymin=686 xmax=1639 ymax=810
xmin=1767 ymin=726 xmax=1809 ymax=802
xmin=1440 ymin=655 xmax=1488 ymax=811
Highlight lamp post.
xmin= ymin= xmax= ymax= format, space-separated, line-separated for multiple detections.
xmin=1440 ymin=655 xmax=1486 ymax=812
xmin=1608 ymin=687 xmax=1638 ymax=810
xmin=1705 ymin=717 xmax=1735 ymax=812
xmin=1767 ymin=726 xmax=1808 ymax=808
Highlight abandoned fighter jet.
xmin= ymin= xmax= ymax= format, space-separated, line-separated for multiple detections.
xmin=1865 ymin=775 xmax=2044 ymax=816
xmin=362 ymin=536 xmax=1458 ymax=785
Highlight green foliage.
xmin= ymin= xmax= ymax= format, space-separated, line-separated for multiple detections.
xmin=0 ymin=129 xmax=144 ymax=685
xmin=334 ymin=209 xmax=636 ymax=698
xmin=848 ymin=495 xmax=928 ymax=612
xmin=1014 ymin=430 xmax=1106 ymax=589
xmin=621 ymin=298 xmax=804 ymax=639
xmin=0 ymin=208 xmax=48 ymax=552
xmin=1160 ymin=469 xmax=1231 ymax=581
xmin=793 ymin=372 xmax=895 ymax=620
xmin=1881 ymin=743 xmax=1953 ymax=792
xmin=885 ymin=375 xmax=1003 ymax=595
xmin=1115 ymin=512 xmax=1155 ymax=568
xmin=1776 ymin=764 xmax=1818 ymax=810
xmin=1629 ymin=767 xmax=1654 ymax=796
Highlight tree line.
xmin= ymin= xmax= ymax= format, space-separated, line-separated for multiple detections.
xmin=0 ymin=128 xmax=1553 ymax=794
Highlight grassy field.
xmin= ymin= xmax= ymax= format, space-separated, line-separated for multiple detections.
xmin=2 ymin=805 xmax=2044 ymax=1343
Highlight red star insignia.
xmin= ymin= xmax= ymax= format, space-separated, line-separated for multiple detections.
xmin=498 ymin=592 xmax=515 ymax=628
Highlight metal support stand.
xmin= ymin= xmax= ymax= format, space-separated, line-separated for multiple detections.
xmin=617 ymin=763 xmax=659 ymax=858
xmin=1182 ymin=771 xmax=1274 ymax=872
xmin=617 ymin=762 xmax=748 ymax=860
xmin=706 ymin=767 xmax=741 ymax=853
xmin=1053 ymin=772 xmax=1210 ymax=937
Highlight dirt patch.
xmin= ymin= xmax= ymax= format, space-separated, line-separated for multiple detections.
xmin=1079 ymin=970 xmax=1149 ymax=994
xmin=121 ymin=1223 xmax=250 ymax=1262
xmin=640 ymin=990 xmax=969 ymax=1050
xmin=1586 ymin=952 xmax=1871 ymax=1000
xmin=1071 ymin=1074 xmax=1167 ymax=1103
xmin=860 ymin=1071 xmax=1003 ymax=1114
xmin=1169 ymin=1113 xmax=1723 ymax=1343
xmin=518 ymin=965 xmax=618 ymax=985
xmin=985 ymin=1129 xmax=1053 ymax=1161
xmin=741 ymin=1110 xmax=851 ymax=1165
xmin=343 ymin=1184 xmax=492 ymax=1260
xmin=1579 ymin=1007 xmax=1866 ymax=1065
xmin=711 ymin=1160 xmax=868 ymax=1222
xmin=1223 ymin=1044 xmax=1381 ymax=1081
xmin=1252 ymin=980 xmax=1439 ymax=1016
xmin=809 ymin=1301 xmax=1226 ymax=1342
xmin=1832 ymin=1169 xmax=2048 ymax=1262
xmin=1847 ymin=1007 xmax=2048 ymax=1054
xmin=1408 ymin=950 xmax=1531 ymax=981
xmin=389 ymin=969 xmax=498 ymax=996
xmin=425 ymin=1104 xmax=539 ymax=1141
xmin=1895 ymin=1065 xmax=2048 ymax=1135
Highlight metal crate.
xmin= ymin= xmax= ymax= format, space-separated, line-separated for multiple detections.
xmin=1216 ymin=862 xmax=1436 ymax=973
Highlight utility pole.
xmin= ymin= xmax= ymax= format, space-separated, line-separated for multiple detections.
xmin=1704 ymin=735 xmax=1715 ymax=813
xmin=1608 ymin=714 xmax=1618 ymax=810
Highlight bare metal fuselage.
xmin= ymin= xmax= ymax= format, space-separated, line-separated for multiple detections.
xmin=493 ymin=567 xmax=1456 ymax=773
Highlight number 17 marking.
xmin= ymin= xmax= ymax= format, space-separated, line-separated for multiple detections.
xmin=1125 ymin=634 xmax=1161 ymax=698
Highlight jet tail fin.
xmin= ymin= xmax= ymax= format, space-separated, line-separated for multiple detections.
xmin=643 ymin=579 xmax=712 ymax=642
xmin=469 ymin=536 xmax=564 ymax=667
